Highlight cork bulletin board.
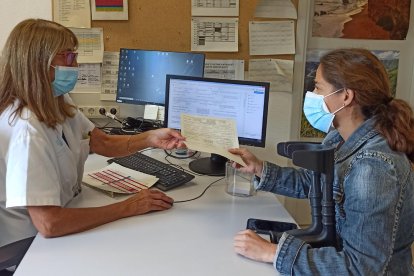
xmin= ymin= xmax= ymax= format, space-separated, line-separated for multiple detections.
xmin=92 ymin=0 xmax=298 ymax=71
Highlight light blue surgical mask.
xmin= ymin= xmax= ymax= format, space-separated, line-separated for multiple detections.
xmin=51 ymin=65 xmax=79 ymax=97
xmin=303 ymin=88 xmax=345 ymax=133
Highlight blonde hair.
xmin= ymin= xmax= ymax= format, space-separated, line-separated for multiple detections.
xmin=320 ymin=48 xmax=414 ymax=162
xmin=0 ymin=19 xmax=78 ymax=128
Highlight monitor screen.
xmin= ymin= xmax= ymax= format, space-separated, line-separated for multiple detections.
xmin=116 ymin=49 xmax=205 ymax=106
xmin=164 ymin=75 xmax=269 ymax=176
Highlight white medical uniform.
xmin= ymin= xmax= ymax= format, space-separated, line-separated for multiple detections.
xmin=0 ymin=95 xmax=95 ymax=247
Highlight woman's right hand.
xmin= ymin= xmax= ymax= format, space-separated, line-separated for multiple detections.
xmin=28 ymin=189 xmax=174 ymax=238
xmin=228 ymin=148 xmax=263 ymax=177
xmin=122 ymin=189 xmax=174 ymax=216
xmin=234 ymin=229 xmax=276 ymax=263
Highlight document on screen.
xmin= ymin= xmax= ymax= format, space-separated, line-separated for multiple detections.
xmin=180 ymin=114 xmax=246 ymax=167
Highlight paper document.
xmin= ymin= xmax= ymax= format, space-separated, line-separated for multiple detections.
xmin=204 ymin=59 xmax=245 ymax=80
xmin=191 ymin=17 xmax=238 ymax=52
xmin=249 ymin=21 xmax=295 ymax=55
xmin=180 ymin=114 xmax=246 ymax=167
xmin=254 ymin=0 xmax=297 ymax=19
xmin=157 ymin=106 xmax=165 ymax=121
xmin=101 ymin=51 xmax=119 ymax=101
xmin=53 ymin=0 xmax=91 ymax=28
xmin=248 ymin=59 xmax=294 ymax=93
xmin=191 ymin=0 xmax=239 ymax=16
xmin=83 ymin=163 xmax=158 ymax=197
xmin=73 ymin=63 xmax=101 ymax=92
xmin=144 ymin=105 xmax=159 ymax=120
xmin=69 ymin=27 xmax=104 ymax=63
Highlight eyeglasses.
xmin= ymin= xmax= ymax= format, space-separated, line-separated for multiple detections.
xmin=56 ymin=51 xmax=78 ymax=66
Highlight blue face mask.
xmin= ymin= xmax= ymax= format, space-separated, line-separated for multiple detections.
xmin=303 ymin=89 xmax=345 ymax=133
xmin=51 ymin=65 xmax=79 ymax=97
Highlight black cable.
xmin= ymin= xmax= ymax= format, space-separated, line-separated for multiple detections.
xmin=174 ymin=177 xmax=224 ymax=203
xmin=164 ymin=153 xmax=205 ymax=176
xmin=131 ymin=148 xmax=221 ymax=203
xmin=91 ymin=119 xmax=112 ymax=129
xmin=162 ymin=150 xmax=225 ymax=201
xmin=97 ymin=115 xmax=165 ymax=136
xmin=111 ymin=116 xmax=123 ymax=124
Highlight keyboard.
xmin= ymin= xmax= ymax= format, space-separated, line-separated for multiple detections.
xmin=107 ymin=152 xmax=195 ymax=191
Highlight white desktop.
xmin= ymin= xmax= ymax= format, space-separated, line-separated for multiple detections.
xmin=15 ymin=149 xmax=294 ymax=276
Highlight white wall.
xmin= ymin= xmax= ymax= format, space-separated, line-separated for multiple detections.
xmin=0 ymin=0 xmax=140 ymax=120
xmin=0 ymin=0 xmax=52 ymax=50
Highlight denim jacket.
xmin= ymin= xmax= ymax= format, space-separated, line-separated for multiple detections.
xmin=256 ymin=118 xmax=414 ymax=275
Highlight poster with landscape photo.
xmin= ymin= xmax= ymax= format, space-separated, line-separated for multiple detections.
xmin=300 ymin=49 xmax=400 ymax=138
xmin=313 ymin=0 xmax=410 ymax=40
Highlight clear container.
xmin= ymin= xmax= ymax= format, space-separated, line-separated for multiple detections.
xmin=225 ymin=161 xmax=255 ymax=197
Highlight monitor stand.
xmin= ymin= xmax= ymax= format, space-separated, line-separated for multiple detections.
xmin=189 ymin=153 xmax=227 ymax=176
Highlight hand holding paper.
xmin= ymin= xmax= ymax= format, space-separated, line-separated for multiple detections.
xmin=180 ymin=114 xmax=247 ymax=167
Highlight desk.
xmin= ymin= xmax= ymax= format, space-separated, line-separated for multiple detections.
xmin=15 ymin=149 xmax=294 ymax=276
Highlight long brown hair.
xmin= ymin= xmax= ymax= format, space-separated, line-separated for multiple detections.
xmin=320 ymin=48 xmax=414 ymax=162
xmin=0 ymin=19 xmax=78 ymax=128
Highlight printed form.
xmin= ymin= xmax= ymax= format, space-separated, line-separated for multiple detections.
xmin=73 ymin=63 xmax=101 ymax=92
xmin=191 ymin=0 xmax=239 ymax=16
xmin=53 ymin=0 xmax=91 ymax=28
xmin=254 ymin=0 xmax=297 ymax=19
xmin=249 ymin=21 xmax=295 ymax=55
xmin=69 ymin=27 xmax=104 ymax=63
xmin=101 ymin=51 xmax=119 ymax=101
xmin=181 ymin=114 xmax=246 ymax=167
xmin=204 ymin=59 xmax=245 ymax=80
xmin=248 ymin=59 xmax=294 ymax=93
xmin=191 ymin=17 xmax=238 ymax=52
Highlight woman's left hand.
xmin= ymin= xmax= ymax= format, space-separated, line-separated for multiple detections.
xmin=146 ymin=128 xmax=185 ymax=150
xmin=234 ymin=229 xmax=277 ymax=263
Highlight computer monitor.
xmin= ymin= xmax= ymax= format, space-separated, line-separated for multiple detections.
xmin=165 ymin=75 xmax=270 ymax=176
xmin=116 ymin=49 xmax=205 ymax=106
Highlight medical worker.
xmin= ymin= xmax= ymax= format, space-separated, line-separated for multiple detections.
xmin=0 ymin=19 xmax=183 ymax=250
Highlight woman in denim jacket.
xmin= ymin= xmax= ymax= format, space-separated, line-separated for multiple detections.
xmin=230 ymin=48 xmax=414 ymax=275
